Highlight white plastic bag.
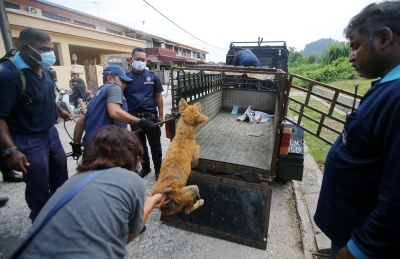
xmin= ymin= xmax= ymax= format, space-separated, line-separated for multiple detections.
xmin=237 ymin=106 xmax=274 ymax=123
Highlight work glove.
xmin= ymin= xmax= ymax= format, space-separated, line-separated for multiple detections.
xmin=69 ymin=142 xmax=83 ymax=159
xmin=138 ymin=118 xmax=156 ymax=132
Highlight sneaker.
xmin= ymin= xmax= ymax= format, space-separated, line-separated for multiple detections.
xmin=138 ymin=168 xmax=151 ymax=178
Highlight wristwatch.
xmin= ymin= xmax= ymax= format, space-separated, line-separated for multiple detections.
xmin=2 ymin=147 xmax=18 ymax=158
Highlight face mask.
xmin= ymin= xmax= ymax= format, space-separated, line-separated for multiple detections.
xmin=133 ymin=60 xmax=146 ymax=71
xmin=28 ymin=45 xmax=56 ymax=67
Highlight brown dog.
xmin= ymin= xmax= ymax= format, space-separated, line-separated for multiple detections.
xmin=151 ymin=99 xmax=208 ymax=215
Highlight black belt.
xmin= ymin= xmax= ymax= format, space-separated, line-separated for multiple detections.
xmin=131 ymin=112 xmax=156 ymax=118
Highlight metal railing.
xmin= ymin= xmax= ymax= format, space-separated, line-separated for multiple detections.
xmin=285 ymin=74 xmax=363 ymax=145
xmin=170 ymin=66 xmax=286 ymax=109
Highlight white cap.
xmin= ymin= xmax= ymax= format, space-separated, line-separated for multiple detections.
xmin=70 ymin=69 xmax=83 ymax=75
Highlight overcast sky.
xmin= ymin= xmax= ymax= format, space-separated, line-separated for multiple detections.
xmin=49 ymin=0 xmax=376 ymax=62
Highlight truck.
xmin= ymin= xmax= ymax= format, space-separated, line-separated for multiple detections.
xmin=159 ymin=40 xmax=361 ymax=250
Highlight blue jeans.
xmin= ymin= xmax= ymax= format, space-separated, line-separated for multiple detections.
xmin=12 ymin=126 xmax=68 ymax=221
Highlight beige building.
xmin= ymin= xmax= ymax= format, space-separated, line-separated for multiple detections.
xmin=1 ymin=0 xmax=144 ymax=91
xmin=1 ymin=0 xmax=209 ymax=90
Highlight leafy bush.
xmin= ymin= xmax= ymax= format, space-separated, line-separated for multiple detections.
xmin=289 ymin=57 xmax=354 ymax=87
xmin=321 ymin=42 xmax=351 ymax=65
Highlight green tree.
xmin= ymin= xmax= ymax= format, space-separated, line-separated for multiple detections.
xmin=321 ymin=42 xmax=351 ymax=65
xmin=308 ymin=54 xmax=316 ymax=64
xmin=289 ymin=51 xmax=304 ymax=64
xmin=288 ymin=47 xmax=297 ymax=56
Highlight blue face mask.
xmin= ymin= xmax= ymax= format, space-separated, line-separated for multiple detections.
xmin=133 ymin=60 xmax=146 ymax=71
xmin=28 ymin=45 xmax=56 ymax=67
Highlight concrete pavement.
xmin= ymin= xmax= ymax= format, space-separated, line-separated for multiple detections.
xmin=293 ymin=146 xmax=331 ymax=259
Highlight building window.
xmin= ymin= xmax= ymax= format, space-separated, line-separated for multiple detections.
xmin=42 ymin=11 xmax=70 ymax=22
xmin=106 ymin=28 xmax=122 ymax=35
xmin=197 ymin=52 xmax=200 ymax=59
xmin=153 ymin=42 xmax=161 ymax=48
xmin=74 ymin=20 xmax=96 ymax=29
xmin=5 ymin=2 xmax=19 ymax=9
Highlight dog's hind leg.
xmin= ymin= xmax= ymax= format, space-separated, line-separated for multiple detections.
xmin=185 ymin=199 xmax=204 ymax=214
xmin=178 ymin=185 xmax=204 ymax=214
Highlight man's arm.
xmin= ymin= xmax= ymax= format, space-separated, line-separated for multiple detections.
xmin=107 ymin=103 xmax=141 ymax=125
xmin=105 ymin=85 xmax=155 ymax=131
xmin=73 ymin=115 xmax=85 ymax=144
xmin=153 ymin=75 xmax=164 ymax=125
xmin=56 ymin=103 xmax=72 ymax=120
xmin=0 ymin=119 xmax=29 ymax=173
xmin=155 ymin=93 xmax=163 ymax=123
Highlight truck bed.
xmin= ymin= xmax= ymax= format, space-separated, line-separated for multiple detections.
xmin=196 ymin=111 xmax=274 ymax=171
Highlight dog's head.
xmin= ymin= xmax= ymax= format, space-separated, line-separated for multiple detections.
xmin=179 ymin=99 xmax=208 ymax=127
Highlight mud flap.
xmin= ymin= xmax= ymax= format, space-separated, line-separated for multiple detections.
xmin=160 ymin=171 xmax=272 ymax=250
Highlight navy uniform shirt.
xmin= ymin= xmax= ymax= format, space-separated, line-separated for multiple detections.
xmin=124 ymin=69 xmax=163 ymax=113
xmin=314 ymin=65 xmax=400 ymax=258
xmin=0 ymin=52 xmax=58 ymax=134
xmin=233 ymin=49 xmax=260 ymax=67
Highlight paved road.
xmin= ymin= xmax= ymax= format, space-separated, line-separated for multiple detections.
xmin=0 ymin=90 xmax=305 ymax=259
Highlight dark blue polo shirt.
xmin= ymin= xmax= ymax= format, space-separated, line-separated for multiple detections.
xmin=233 ymin=49 xmax=260 ymax=67
xmin=83 ymin=83 xmax=127 ymax=145
xmin=0 ymin=52 xmax=58 ymax=134
xmin=314 ymin=65 xmax=400 ymax=258
xmin=124 ymin=69 xmax=163 ymax=113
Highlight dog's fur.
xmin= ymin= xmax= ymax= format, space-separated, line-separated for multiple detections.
xmin=151 ymin=99 xmax=208 ymax=215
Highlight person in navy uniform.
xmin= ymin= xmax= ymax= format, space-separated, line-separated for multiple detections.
xmin=314 ymin=2 xmax=400 ymax=258
xmin=233 ymin=47 xmax=259 ymax=68
xmin=124 ymin=47 xmax=164 ymax=180
xmin=0 ymin=27 xmax=71 ymax=221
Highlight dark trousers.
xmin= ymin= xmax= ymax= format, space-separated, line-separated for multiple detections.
xmin=130 ymin=113 xmax=162 ymax=172
xmin=0 ymin=155 xmax=8 ymax=170
xmin=12 ymin=126 xmax=68 ymax=221
xmin=330 ymin=241 xmax=340 ymax=259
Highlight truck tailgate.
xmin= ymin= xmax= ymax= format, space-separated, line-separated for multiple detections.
xmin=161 ymin=171 xmax=272 ymax=249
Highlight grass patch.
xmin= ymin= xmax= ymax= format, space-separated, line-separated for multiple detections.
xmin=330 ymin=78 xmax=373 ymax=96
xmin=304 ymin=133 xmax=332 ymax=164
